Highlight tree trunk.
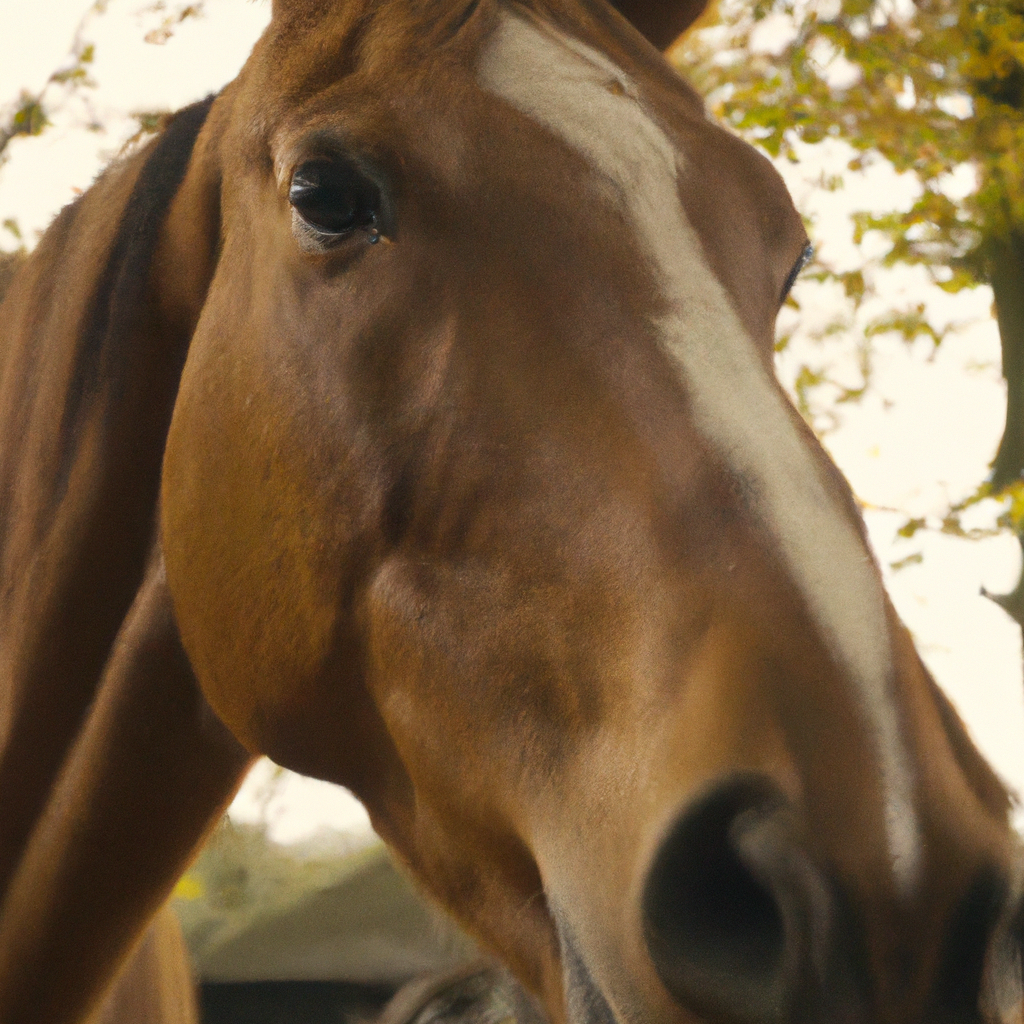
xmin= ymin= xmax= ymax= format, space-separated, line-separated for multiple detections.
xmin=983 ymin=233 xmax=1024 ymax=652
xmin=989 ymin=231 xmax=1024 ymax=491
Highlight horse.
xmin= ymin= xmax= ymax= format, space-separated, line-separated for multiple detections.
xmin=0 ymin=0 xmax=1021 ymax=1021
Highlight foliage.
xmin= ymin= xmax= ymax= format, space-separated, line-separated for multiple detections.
xmin=142 ymin=2 xmax=205 ymax=45
xmin=0 ymin=1 xmax=206 ymax=169
xmin=172 ymin=817 xmax=387 ymax=966
xmin=677 ymin=0 xmax=1023 ymax=271
xmin=0 ymin=3 xmax=105 ymax=165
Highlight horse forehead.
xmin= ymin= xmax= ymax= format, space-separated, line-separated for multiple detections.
xmin=478 ymin=11 xmax=678 ymax=176
xmin=479 ymin=9 xmax=921 ymax=895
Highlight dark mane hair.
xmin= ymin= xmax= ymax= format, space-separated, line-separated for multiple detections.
xmin=0 ymin=250 xmax=25 ymax=305
xmin=56 ymin=94 xmax=215 ymax=496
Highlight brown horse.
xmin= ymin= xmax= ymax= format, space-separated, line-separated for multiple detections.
xmin=0 ymin=0 xmax=1021 ymax=1021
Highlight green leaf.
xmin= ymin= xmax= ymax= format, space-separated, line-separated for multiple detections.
xmin=897 ymin=517 xmax=927 ymax=539
xmin=11 ymin=97 xmax=49 ymax=138
xmin=890 ymin=552 xmax=924 ymax=570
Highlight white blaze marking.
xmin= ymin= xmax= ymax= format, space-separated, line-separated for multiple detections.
xmin=479 ymin=10 xmax=920 ymax=892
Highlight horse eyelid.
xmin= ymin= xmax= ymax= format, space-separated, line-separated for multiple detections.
xmin=780 ymin=243 xmax=815 ymax=303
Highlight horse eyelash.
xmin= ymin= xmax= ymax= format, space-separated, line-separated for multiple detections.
xmin=781 ymin=243 xmax=815 ymax=303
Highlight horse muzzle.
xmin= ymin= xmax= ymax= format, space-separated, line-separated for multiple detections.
xmin=550 ymin=772 xmax=1024 ymax=1024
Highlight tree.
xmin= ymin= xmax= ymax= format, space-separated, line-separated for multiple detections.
xmin=0 ymin=1 xmax=207 ymax=250
xmin=0 ymin=3 xmax=102 ymax=167
xmin=673 ymin=0 xmax=1024 ymax=641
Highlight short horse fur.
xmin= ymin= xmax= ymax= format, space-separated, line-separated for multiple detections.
xmin=0 ymin=0 xmax=1021 ymax=1022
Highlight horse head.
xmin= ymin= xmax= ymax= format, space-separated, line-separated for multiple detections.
xmin=156 ymin=1 xmax=1024 ymax=1020
xmin=0 ymin=0 xmax=1020 ymax=1022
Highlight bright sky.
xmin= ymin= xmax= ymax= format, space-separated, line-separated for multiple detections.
xmin=2 ymin=0 xmax=1021 ymax=843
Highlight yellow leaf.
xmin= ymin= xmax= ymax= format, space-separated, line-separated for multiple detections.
xmin=173 ymin=875 xmax=203 ymax=901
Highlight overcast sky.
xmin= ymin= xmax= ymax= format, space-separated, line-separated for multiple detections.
xmin=2 ymin=0 xmax=1021 ymax=841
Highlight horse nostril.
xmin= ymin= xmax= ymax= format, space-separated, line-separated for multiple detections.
xmin=641 ymin=774 xmax=834 ymax=1024
xmin=945 ymin=870 xmax=1023 ymax=1024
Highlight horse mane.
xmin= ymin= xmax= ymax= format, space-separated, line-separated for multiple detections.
xmin=55 ymin=95 xmax=215 ymax=499
xmin=925 ymin=670 xmax=1016 ymax=818
xmin=0 ymin=97 xmax=212 ymax=341
xmin=0 ymin=93 xmax=217 ymax=904
xmin=0 ymin=252 xmax=25 ymax=306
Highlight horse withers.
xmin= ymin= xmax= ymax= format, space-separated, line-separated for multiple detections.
xmin=0 ymin=0 xmax=1020 ymax=1022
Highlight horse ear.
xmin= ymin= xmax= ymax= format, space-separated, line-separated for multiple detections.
xmin=266 ymin=0 xmax=699 ymax=53
xmin=608 ymin=0 xmax=708 ymax=50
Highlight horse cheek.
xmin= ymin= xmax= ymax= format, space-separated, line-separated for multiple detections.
xmin=161 ymin=320 xmax=343 ymax=757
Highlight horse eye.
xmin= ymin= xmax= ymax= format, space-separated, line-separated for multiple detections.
xmin=288 ymin=160 xmax=380 ymax=237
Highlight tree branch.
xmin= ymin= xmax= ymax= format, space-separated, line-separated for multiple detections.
xmin=0 ymin=1 xmax=106 ymax=165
